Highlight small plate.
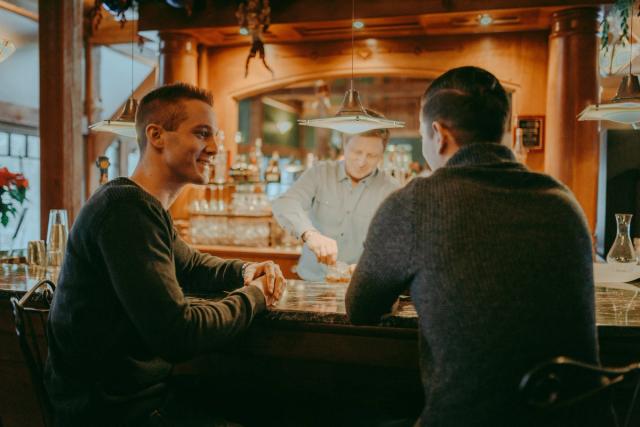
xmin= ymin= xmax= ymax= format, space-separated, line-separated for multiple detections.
xmin=593 ymin=262 xmax=640 ymax=283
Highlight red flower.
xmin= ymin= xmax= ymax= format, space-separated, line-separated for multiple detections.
xmin=0 ymin=167 xmax=29 ymax=228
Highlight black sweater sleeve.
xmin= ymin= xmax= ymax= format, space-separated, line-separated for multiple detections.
xmin=96 ymin=199 xmax=266 ymax=362
xmin=345 ymin=185 xmax=417 ymax=324
xmin=173 ymin=231 xmax=245 ymax=294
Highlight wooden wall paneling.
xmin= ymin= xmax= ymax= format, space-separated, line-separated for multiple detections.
xmin=544 ymin=8 xmax=600 ymax=232
xmin=0 ymin=101 xmax=39 ymax=129
xmin=138 ymin=0 xmax=612 ymax=33
xmin=38 ymin=0 xmax=85 ymax=236
xmin=205 ymin=32 xmax=549 ymax=168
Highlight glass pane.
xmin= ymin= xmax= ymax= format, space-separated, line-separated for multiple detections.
xmin=19 ymin=158 xmax=40 ymax=245
xmin=10 ymin=134 xmax=27 ymax=157
xmin=27 ymin=135 xmax=40 ymax=158
xmin=105 ymin=140 xmax=121 ymax=179
xmin=127 ymin=146 xmax=139 ymax=176
xmin=0 ymin=132 xmax=8 ymax=155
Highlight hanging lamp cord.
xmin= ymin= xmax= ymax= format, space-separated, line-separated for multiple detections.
xmin=630 ymin=1 xmax=634 ymax=78
xmin=131 ymin=5 xmax=135 ymax=100
xmin=351 ymin=0 xmax=355 ymax=92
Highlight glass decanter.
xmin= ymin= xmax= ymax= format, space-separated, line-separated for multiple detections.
xmin=606 ymin=213 xmax=636 ymax=266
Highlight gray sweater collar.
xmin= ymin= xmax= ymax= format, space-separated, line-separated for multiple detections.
xmin=445 ymin=143 xmax=516 ymax=168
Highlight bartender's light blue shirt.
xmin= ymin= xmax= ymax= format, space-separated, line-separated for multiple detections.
xmin=272 ymin=160 xmax=399 ymax=281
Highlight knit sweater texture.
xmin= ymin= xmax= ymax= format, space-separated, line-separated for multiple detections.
xmin=45 ymin=178 xmax=266 ymax=425
xmin=346 ymin=143 xmax=610 ymax=427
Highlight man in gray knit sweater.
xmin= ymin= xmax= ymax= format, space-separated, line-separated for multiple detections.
xmin=346 ymin=67 xmax=612 ymax=426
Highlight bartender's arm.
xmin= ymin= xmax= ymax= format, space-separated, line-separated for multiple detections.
xmin=346 ymin=187 xmax=416 ymax=324
xmin=272 ymin=167 xmax=338 ymax=265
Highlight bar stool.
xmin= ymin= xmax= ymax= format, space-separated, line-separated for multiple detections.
xmin=10 ymin=279 xmax=56 ymax=427
xmin=520 ymin=356 xmax=640 ymax=427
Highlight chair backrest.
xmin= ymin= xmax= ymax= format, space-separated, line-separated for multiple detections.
xmin=520 ymin=356 xmax=640 ymax=427
xmin=10 ymin=279 xmax=56 ymax=427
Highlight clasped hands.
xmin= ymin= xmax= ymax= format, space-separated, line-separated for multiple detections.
xmin=242 ymin=261 xmax=286 ymax=306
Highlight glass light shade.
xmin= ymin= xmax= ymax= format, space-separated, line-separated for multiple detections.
xmin=0 ymin=38 xmax=16 ymax=63
xmin=298 ymin=115 xmax=405 ymax=134
xmin=578 ymin=75 xmax=640 ymax=125
xmin=89 ymin=97 xmax=138 ymax=138
xmin=298 ymin=89 xmax=405 ymax=134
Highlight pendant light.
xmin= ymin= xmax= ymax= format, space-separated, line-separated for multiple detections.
xmin=89 ymin=7 xmax=139 ymax=138
xmin=0 ymin=38 xmax=16 ymax=63
xmin=579 ymin=4 xmax=640 ymax=128
xmin=298 ymin=0 xmax=405 ymax=134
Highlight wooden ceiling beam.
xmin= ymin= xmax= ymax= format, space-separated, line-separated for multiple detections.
xmin=139 ymin=0 xmax=612 ymax=32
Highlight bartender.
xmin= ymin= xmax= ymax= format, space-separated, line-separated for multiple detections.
xmin=272 ymin=112 xmax=400 ymax=281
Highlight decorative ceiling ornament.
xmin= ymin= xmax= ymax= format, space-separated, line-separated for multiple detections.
xmin=236 ymin=0 xmax=273 ymax=78
xmin=580 ymin=0 xmax=640 ymax=127
xmin=297 ymin=0 xmax=405 ymax=135
xmin=0 ymin=38 xmax=16 ymax=63
xmin=89 ymin=3 xmax=139 ymax=138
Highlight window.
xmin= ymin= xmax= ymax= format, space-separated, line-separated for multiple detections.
xmin=0 ymin=127 xmax=40 ymax=249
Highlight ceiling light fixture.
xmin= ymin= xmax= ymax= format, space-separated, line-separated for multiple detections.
xmin=89 ymin=7 xmax=139 ymax=138
xmin=478 ymin=14 xmax=493 ymax=26
xmin=0 ymin=38 xmax=16 ymax=63
xmin=298 ymin=0 xmax=404 ymax=134
xmin=579 ymin=3 xmax=640 ymax=128
xmin=353 ymin=20 xmax=365 ymax=29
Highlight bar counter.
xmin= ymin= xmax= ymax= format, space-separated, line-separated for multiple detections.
xmin=2 ymin=264 xmax=640 ymax=425
xmin=2 ymin=263 xmax=640 ymax=332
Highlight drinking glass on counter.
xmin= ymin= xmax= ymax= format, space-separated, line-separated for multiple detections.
xmin=47 ymin=209 xmax=68 ymax=267
xmin=27 ymin=240 xmax=46 ymax=266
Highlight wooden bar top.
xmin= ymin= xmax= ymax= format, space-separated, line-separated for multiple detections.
xmin=3 ymin=263 xmax=640 ymax=334
xmin=191 ymin=244 xmax=301 ymax=258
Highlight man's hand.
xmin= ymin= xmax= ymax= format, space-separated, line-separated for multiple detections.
xmin=303 ymin=230 xmax=338 ymax=265
xmin=243 ymin=261 xmax=286 ymax=304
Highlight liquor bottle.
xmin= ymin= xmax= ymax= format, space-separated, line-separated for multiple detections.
xmin=96 ymin=156 xmax=110 ymax=185
xmin=213 ymin=144 xmax=227 ymax=185
xmin=513 ymin=128 xmax=528 ymax=164
xmin=265 ymin=151 xmax=281 ymax=183
xmin=253 ymin=137 xmax=265 ymax=182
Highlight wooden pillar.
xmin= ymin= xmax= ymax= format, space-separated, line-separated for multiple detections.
xmin=158 ymin=32 xmax=198 ymax=85
xmin=198 ymin=44 xmax=209 ymax=89
xmin=38 ymin=0 xmax=84 ymax=236
xmin=544 ymin=7 xmax=600 ymax=232
xmin=159 ymin=32 xmax=199 ymax=220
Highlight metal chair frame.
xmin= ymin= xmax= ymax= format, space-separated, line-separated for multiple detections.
xmin=520 ymin=356 xmax=640 ymax=427
xmin=10 ymin=279 xmax=56 ymax=427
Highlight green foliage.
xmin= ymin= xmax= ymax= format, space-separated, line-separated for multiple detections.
xmin=602 ymin=0 xmax=639 ymax=52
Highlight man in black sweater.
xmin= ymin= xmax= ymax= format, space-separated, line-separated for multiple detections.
xmin=346 ymin=67 xmax=612 ymax=426
xmin=45 ymin=83 xmax=285 ymax=426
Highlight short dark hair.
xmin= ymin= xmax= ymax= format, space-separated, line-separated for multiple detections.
xmin=421 ymin=66 xmax=509 ymax=145
xmin=344 ymin=109 xmax=390 ymax=148
xmin=135 ymin=83 xmax=213 ymax=151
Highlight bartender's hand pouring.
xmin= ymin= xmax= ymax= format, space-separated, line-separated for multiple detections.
xmin=243 ymin=261 xmax=286 ymax=305
xmin=304 ymin=230 xmax=338 ymax=265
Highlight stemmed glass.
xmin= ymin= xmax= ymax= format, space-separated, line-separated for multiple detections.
xmin=46 ymin=209 xmax=68 ymax=267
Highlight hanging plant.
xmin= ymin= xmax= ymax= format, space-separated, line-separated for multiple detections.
xmin=236 ymin=0 xmax=274 ymax=78
xmin=89 ymin=0 xmax=202 ymax=31
xmin=602 ymin=0 xmax=639 ymax=51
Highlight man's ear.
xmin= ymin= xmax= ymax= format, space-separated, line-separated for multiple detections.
xmin=432 ymin=121 xmax=448 ymax=155
xmin=145 ymin=124 xmax=164 ymax=149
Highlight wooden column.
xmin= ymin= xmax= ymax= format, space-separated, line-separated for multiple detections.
xmin=158 ymin=32 xmax=198 ymax=85
xmin=159 ymin=32 xmax=199 ymax=220
xmin=198 ymin=44 xmax=209 ymax=89
xmin=38 ymin=0 xmax=84 ymax=236
xmin=545 ymin=7 xmax=600 ymax=232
